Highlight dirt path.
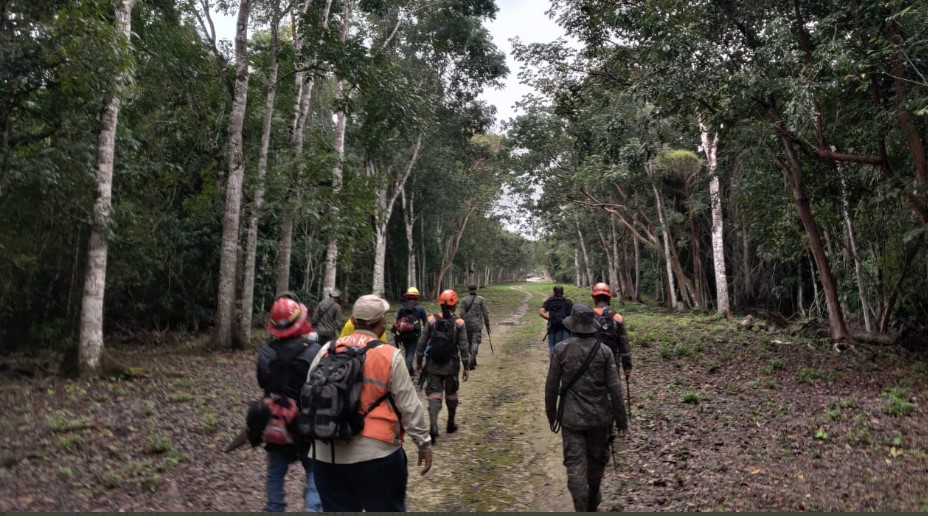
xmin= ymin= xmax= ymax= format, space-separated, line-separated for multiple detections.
xmin=405 ymin=285 xmax=572 ymax=512
xmin=2 ymin=282 xmax=926 ymax=512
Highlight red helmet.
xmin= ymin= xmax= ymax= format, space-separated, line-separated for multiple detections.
xmin=267 ymin=296 xmax=308 ymax=338
xmin=439 ymin=289 xmax=459 ymax=307
xmin=592 ymin=282 xmax=612 ymax=298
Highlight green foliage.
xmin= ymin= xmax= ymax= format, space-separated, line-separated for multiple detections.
xmin=146 ymin=433 xmax=173 ymax=455
xmin=884 ymin=387 xmax=917 ymax=417
xmin=682 ymin=391 xmax=699 ymax=404
xmin=796 ymin=368 xmax=822 ymax=385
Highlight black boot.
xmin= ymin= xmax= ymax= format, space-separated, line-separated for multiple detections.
xmin=446 ymin=399 xmax=459 ymax=433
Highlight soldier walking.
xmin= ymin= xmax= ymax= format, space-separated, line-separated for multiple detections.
xmin=417 ymin=289 xmax=470 ymax=442
xmin=459 ymin=284 xmax=491 ymax=370
xmin=545 ymin=303 xmax=628 ymax=512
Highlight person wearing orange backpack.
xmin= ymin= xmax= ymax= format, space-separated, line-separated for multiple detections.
xmin=255 ymin=293 xmax=323 ymax=512
xmin=416 ymin=289 xmax=470 ymax=442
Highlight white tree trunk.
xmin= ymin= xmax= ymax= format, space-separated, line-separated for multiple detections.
xmin=275 ymin=0 xmax=331 ymax=294
xmin=573 ymin=249 xmax=581 ymax=286
xmin=371 ymin=135 xmax=424 ymax=296
xmin=633 ymin=234 xmax=641 ymax=300
xmin=214 ymin=0 xmax=251 ymax=348
xmin=575 ymin=216 xmax=594 ymax=287
xmin=78 ymin=0 xmax=137 ymax=373
xmin=240 ymin=7 xmax=280 ymax=342
xmin=652 ymin=176 xmax=679 ymax=310
xmin=699 ymin=119 xmax=731 ymax=317
xmin=401 ymin=187 xmax=417 ymax=288
xmin=841 ymin=173 xmax=872 ymax=332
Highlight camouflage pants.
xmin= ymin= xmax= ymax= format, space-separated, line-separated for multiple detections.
xmin=561 ymin=426 xmax=610 ymax=512
xmin=425 ymin=372 xmax=460 ymax=397
xmin=466 ymin=324 xmax=482 ymax=360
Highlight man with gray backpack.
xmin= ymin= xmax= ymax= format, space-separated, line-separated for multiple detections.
xmin=300 ymin=294 xmax=432 ymax=512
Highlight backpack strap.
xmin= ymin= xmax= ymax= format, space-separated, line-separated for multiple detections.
xmin=552 ymin=340 xmax=604 ymax=433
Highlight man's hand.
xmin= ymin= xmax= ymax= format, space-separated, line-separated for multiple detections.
xmin=486 ymin=326 xmax=491 ymax=336
xmin=462 ymin=369 xmax=469 ymax=382
xmin=418 ymin=448 xmax=432 ymax=475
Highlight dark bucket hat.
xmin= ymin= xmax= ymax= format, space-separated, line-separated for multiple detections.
xmin=563 ymin=302 xmax=597 ymax=334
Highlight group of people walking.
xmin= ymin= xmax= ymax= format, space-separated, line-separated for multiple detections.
xmin=248 ymin=281 xmax=630 ymax=512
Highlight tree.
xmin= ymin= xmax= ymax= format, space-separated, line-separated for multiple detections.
xmin=78 ymin=0 xmax=138 ymax=374
xmin=213 ymin=0 xmax=252 ymax=348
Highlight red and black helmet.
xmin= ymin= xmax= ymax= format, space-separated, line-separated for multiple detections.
xmin=267 ymin=294 xmax=309 ymax=338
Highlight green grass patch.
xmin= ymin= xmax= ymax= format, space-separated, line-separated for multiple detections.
xmin=45 ymin=410 xmax=92 ymax=433
xmin=56 ymin=433 xmax=84 ymax=451
xmin=796 ymin=367 xmax=822 ymax=385
xmin=168 ymin=392 xmax=192 ymax=403
xmin=146 ymin=434 xmax=173 ymax=454
xmin=102 ymin=467 xmax=125 ymax=489
xmin=57 ymin=466 xmax=74 ymax=481
xmin=682 ymin=391 xmax=700 ymax=404
xmin=885 ymin=387 xmax=916 ymax=417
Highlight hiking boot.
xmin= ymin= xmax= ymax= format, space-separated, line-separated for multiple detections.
xmin=429 ymin=424 xmax=439 ymax=443
xmin=446 ymin=421 xmax=458 ymax=434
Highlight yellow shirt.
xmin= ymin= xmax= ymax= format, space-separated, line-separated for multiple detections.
xmin=339 ymin=319 xmax=387 ymax=341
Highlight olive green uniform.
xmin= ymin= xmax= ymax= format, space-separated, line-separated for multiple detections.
xmin=545 ymin=335 xmax=628 ymax=512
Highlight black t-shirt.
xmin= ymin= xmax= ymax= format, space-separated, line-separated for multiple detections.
xmin=543 ymin=296 xmax=573 ymax=333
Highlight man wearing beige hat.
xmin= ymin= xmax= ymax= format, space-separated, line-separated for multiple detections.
xmin=310 ymin=294 xmax=432 ymax=512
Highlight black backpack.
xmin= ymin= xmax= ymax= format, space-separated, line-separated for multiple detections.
xmin=546 ymin=297 xmax=569 ymax=332
xmin=426 ymin=315 xmax=456 ymax=365
xmin=261 ymin=339 xmax=320 ymax=446
xmin=298 ymin=340 xmax=392 ymax=448
xmin=594 ymin=307 xmax=623 ymax=355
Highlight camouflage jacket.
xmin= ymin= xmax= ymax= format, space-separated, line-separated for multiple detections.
xmin=311 ymin=298 xmax=342 ymax=337
xmin=416 ymin=312 xmax=469 ymax=375
xmin=459 ymin=294 xmax=490 ymax=330
xmin=545 ymin=335 xmax=628 ymax=431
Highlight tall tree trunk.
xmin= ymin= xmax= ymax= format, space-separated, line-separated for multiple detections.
xmin=611 ymin=217 xmax=627 ymax=298
xmin=840 ymin=173 xmax=872 ymax=332
xmin=323 ymin=1 xmax=352 ymax=293
xmin=575 ymin=217 xmax=594 ymax=287
xmin=401 ymin=187 xmax=417 ymax=288
xmin=78 ymin=0 xmax=137 ymax=373
xmin=633 ymin=234 xmax=641 ymax=302
xmin=240 ymin=7 xmax=280 ymax=342
xmin=573 ymin=249 xmax=581 ymax=286
xmin=878 ymin=238 xmax=922 ymax=333
xmin=214 ymin=0 xmax=251 ymax=348
xmin=596 ymin=226 xmax=619 ymax=295
xmin=371 ymin=134 xmax=423 ymax=296
xmin=764 ymin=102 xmax=850 ymax=340
xmin=651 ymin=174 xmax=679 ymax=310
xmin=433 ymin=205 xmax=477 ymax=298
xmin=699 ymin=119 xmax=731 ymax=316
xmin=275 ymin=0 xmax=332 ymax=293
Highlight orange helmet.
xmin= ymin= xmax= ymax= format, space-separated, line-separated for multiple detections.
xmin=439 ymin=289 xmax=459 ymax=307
xmin=592 ymin=282 xmax=612 ymax=298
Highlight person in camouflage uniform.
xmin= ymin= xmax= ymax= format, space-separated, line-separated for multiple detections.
xmin=459 ymin=284 xmax=491 ymax=370
xmin=416 ymin=289 xmax=470 ymax=442
xmin=545 ymin=303 xmax=628 ymax=512
xmin=311 ymin=288 xmax=343 ymax=344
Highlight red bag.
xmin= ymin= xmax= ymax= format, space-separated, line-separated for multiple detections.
xmin=392 ymin=316 xmax=416 ymax=335
xmin=263 ymin=396 xmax=299 ymax=445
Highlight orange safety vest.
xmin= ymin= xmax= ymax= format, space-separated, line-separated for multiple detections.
xmin=332 ymin=333 xmax=404 ymax=445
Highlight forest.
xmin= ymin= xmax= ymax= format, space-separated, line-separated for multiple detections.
xmin=1 ymin=0 xmax=927 ymax=512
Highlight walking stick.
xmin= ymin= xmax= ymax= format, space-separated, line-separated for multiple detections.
xmin=625 ymin=371 xmax=632 ymax=419
xmin=487 ymin=326 xmax=494 ymax=354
